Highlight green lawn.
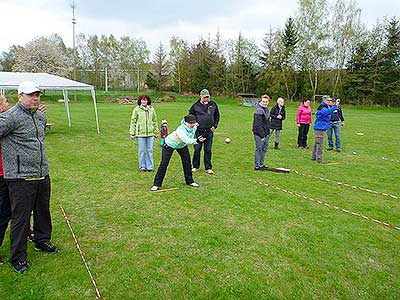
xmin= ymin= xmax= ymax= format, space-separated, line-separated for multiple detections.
xmin=0 ymin=92 xmax=399 ymax=300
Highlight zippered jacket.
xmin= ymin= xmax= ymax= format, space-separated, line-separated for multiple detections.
xmin=0 ymin=102 xmax=49 ymax=179
xmin=314 ymin=102 xmax=337 ymax=131
xmin=165 ymin=119 xmax=198 ymax=149
xmin=270 ymin=104 xmax=286 ymax=130
xmin=296 ymin=104 xmax=312 ymax=124
xmin=129 ymin=105 xmax=158 ymax=137
xmin=252 ymin=103 xmax=270 ymax=138
xmin=189 ymin=99 xmax=220 ymax=130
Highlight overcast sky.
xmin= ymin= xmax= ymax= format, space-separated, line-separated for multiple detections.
xmin=0 ymin=0 xmax=399 ymax=55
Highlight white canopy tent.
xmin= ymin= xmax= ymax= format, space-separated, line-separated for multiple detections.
xmin=0 ymin=72 xmax=100 ymax=133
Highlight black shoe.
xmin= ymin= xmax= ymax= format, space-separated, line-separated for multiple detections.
xmin=13 ymin=260 xmax=29 ymax=273
xmin=259 ymin=165 xmax=269 ymax=171
xmin=34 ymin=242 xmax=59 ymax=254
xmin=327 ymin=148 xmax=333 ymax=151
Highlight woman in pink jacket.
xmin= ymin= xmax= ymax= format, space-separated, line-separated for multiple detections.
xmin=296 ymin=99 xmax=312 ymax=149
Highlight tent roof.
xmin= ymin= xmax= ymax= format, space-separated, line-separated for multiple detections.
xmin=0 ymin=72 xmax=94 ymax=90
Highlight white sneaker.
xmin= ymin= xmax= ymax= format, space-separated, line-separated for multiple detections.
xmin=205 ymin=169 xmax=214 ymax=174
xmin=189 ymin=182 xmax=199 ymax=188
xmin=192 ymin=168 xmax=199 ymax=172
xmin=150 ymin=186 xmax=159 ymax=192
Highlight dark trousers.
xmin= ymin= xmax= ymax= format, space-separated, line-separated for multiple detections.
xmin=0 ymin=176 xmax=11 ymax=247
xmin=7 ymin=175 xmax=52 ymax=264
xmin=153 ymin=145 xmax=194 ymax=187
xmin=193 ymin=130 xmax=214 ymax=170
xmin=298 ymin=124 xmax=310 ymax=147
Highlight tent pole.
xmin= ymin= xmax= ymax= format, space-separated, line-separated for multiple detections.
xmin=91 ymin=89 xmax=100 ymax=134
xmin=63 ymin=90 xmax=72 ymax=127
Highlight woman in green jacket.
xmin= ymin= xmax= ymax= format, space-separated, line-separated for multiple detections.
xmin=130 ymin=95 xmax=158 ymax=171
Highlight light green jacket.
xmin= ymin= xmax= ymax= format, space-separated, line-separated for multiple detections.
xmin=129 ymin=105 xmax=158 ymax=137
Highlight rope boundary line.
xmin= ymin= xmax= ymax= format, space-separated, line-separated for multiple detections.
xmin=292 ymin=170 xmax=399 ymax=200
xmin=254 ymin=180 xmax=400 ymax=232
xmin=60 ymin=205 xmax=104 ymax=300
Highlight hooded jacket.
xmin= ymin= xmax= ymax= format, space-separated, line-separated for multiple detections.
xmin=0 ymin=102 xmax=49 ymax=179
xmin=314 ymin=102 xmax=337 ymax=131
xmin=252 ymin=103 xmax=270 ymax=138
xmin=129 ymin=105 xmax=158 ymax=137
xmin=165 ymin=119 xmax=198 ymax=149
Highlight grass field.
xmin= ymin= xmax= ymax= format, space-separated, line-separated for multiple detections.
xmin=0 ymin=91 xmax=399 ymax=300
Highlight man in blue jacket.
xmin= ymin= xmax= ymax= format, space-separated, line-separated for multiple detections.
xmin=312 ymin=96 xmax=337 ymax=164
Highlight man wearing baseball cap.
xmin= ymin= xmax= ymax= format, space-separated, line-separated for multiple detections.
xmin=189 ymin=89 xmax=220 ymax=174
xmin=0 ymin=81 xmax=58 ymax=273
xmin=312 ymin=95 xmax=337 ymax=164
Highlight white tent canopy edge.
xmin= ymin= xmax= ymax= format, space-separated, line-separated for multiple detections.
xmin=0 ymin=72 xmax=100 ymax=133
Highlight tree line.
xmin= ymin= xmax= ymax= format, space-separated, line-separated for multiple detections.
xmin=1 ymin=0 xmax=399 ymax=106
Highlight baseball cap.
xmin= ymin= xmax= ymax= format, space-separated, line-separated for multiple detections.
xmin=18 ymin=81 xmax=41 ymax=95
xmin=322 ymin=95 xmax=334 ymax=102
xmin=200 ymin=89 xmax=210 ymax=97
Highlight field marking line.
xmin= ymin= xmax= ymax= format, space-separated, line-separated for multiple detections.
xmin=291 ymin=170 xmax=399 ymax=200
xmin=60 ymin=205 xmax=105 ymax=300
xmin=382 ymin=157 xmax=400 ymax=163
xmin=253 ymin=180 xmax=400 ymax=232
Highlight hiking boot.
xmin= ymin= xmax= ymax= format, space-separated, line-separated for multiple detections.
xmin=189 ymin=182 xmax=199 ymax=188
xmin=150 ymin=186 xmax=159 ymax=192
xmin=205 ymin=169 xmax=214 ymax=174
xmin=191 ymin=168 xmax=199 ymax=172
xmin=13 ymin=260 xmax=29 ymax=273
xmin=34 ymin=241 xmax=59 ymax=254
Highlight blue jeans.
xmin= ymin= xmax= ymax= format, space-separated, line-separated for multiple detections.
xmin=193 ymin=130 xmax=214 ymax=170
xmin=327 ymin=122 xmax=341 ymax=149
xmin=254 ymin=134 xmax=270 ymax=168
xmin=136 ymin=136 xmax=155 ymax=170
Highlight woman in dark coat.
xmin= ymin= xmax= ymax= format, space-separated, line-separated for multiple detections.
xmin=269 ymin=97 xmax=286 ymax=149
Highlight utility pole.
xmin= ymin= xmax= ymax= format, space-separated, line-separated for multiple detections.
xmin=71 ymin=1 xmax=77 ymax=101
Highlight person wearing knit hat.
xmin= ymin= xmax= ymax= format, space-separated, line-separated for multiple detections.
xmin=189 ymin=89 xmax=220 ymax=175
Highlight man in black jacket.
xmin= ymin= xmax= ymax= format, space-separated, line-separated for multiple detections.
xmin=0 ymin=81 xmax=59 ymax=273
xmin=189 ymin=89 xmax=220 ymax=174
xmin=327 ymin=98 xmax=345 ymax=152
xmin=253 ymin=95 xmax=271 ymax=170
